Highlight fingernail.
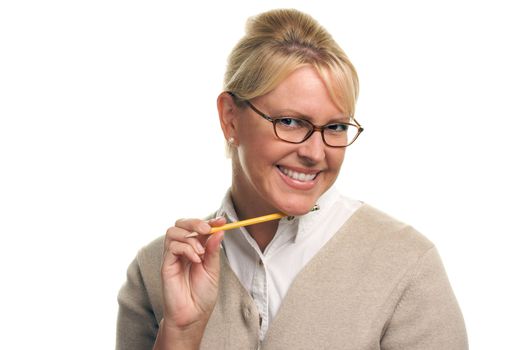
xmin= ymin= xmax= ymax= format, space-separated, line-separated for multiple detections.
xmin=213 ymin=216 xmax=224 ymax=221
xmin=196 ymin=243 xmax=205 ymax=254
xmin=199 ymin=223 xmax=210 ymax=233
xmin=185 ymin=232 xmax=199 ymax=238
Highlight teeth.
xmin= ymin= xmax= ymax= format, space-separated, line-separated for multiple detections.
xmin=278 ymin=166 xmax=317 ymax=182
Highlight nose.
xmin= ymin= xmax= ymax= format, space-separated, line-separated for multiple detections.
xmin=297 ymin=130 xmax=326 ymax=164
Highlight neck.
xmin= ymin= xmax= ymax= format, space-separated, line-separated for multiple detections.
xmin=230 ymin=167 xmax=279 ymax=252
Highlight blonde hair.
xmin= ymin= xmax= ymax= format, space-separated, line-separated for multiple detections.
xmin=224 ymin=8 xmax=359 ymax=117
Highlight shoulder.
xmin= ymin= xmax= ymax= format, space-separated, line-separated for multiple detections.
xmin=349 ymin=205 xmax=468 ymax=347
xmin=128 ymin=235 xmax=165 ymax=321
xmin=322 ymin=202 xmax=437 ymax=284
xmin=135 ymin=235 xmax=165 ymax=293
xmin=342 ymin=204 xmax=467 ymax=348
xmin=347 ymin=203 xmax=434 ymax=256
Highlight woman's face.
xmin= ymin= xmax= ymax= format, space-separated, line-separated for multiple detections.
xmin=230 ymin=66 xmax=348 ymax=216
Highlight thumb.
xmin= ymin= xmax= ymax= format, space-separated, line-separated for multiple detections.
xmin=202 ymin=231 xmax=225 ymax=277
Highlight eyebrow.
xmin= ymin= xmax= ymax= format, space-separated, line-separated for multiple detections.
xmin=271 ymin=108 xmax=351 ymax=124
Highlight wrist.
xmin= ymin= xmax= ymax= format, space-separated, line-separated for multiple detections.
xmin=154 ymin=318 xmax=207 ymax=350
xmin=164 ymin=317 xmax=208 ymax=334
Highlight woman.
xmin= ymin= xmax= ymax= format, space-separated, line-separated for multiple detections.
xmin=117 ymin=9 xmax=468 ymax=350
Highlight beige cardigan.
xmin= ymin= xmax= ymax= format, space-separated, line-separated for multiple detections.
xmin=117 ymin=204 xmax=468 ymax=349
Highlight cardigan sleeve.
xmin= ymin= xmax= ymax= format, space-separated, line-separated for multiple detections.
xmin=381 ymin=246 xmax=468 ymax=350
xmin=116 ymin=252 xmax=159 ymax=350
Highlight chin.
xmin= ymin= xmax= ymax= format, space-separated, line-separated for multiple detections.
xmin=275 ymin=196 xmax=318 ymax=216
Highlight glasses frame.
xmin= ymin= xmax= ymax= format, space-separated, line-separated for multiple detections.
xmin=228 ymin=92 xmax=364 ymax=148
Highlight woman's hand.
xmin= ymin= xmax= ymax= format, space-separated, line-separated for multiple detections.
xmin=154 ymin=217 xmax=226 ymax=349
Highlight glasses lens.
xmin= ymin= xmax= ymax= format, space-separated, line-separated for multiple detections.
xmin=274 ymin=118 xmax=313 ymax=143
xmin=273 ymin=116 xmax=361 ymax=147
xmin=323 ymin=123 xmax=359 ymax=147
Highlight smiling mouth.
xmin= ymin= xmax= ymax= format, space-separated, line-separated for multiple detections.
xmin=277 ymin=165 xmax=319 ymax=182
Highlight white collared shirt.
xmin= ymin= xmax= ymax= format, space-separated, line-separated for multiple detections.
xmin=217 ymin=186 xmax=363 ymax=340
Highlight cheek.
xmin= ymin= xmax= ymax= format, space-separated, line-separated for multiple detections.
xmin=237 ymin=133 xmax=277 ymax=177
xmin=239 ymin=129 xmax=285 ymax=163
xmin=329 ymin=150 xmax=346 ymax=172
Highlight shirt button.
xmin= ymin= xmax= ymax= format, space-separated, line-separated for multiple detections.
xmin=243 ymin=307 xmax=252 ymax=319
xmin=258 ymin=259 xmax=263 ymax=266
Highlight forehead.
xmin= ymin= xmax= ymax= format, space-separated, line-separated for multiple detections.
xmin=254 ymin=66 xmax=345 ymax=120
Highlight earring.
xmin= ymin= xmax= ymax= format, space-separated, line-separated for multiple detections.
xmin=228 ymin=137 xmax=235 ymax=144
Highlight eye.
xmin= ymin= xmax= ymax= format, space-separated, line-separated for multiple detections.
xmin=276 ymin=118 xmax=304 ymax=128
xmin=326 ymin=123 xmax=349 ymax=133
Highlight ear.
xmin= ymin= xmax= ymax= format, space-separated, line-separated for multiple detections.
xmin=217 ymin=91 xmax=240 ymax=143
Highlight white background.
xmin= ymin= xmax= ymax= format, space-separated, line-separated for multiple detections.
xmin=1 ymin=0 xmax=526 ymax=348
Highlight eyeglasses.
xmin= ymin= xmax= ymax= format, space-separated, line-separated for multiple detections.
xmin=228 ymin=92 xmax=364 ymax=148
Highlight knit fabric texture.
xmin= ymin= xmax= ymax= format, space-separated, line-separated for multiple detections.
xmin=116 ymin=204 xmax=468 ymax=349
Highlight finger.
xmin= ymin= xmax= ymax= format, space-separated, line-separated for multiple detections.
xmin=193 ymin=216 xmax=227 ymax=246
xmin=164 ymin=226 xmax=184 ymax=247
xmin=165 ymin=226 xmax=206 ymax=255
xmin=164 ymin=226 xmax=188 ymax=250
xmin=202 ymin=231 xmax=225 ymax=275
xmin=183 ymin=216 xmax=227 ymax=237
xmin=184 ymin=232 xmax=200 ymax=238
xmin=165 ymin=240 xmax=202 ymax=265
xmin=175 ymin=218 xmax=211 ymax=235
xmin=208 ymin=216 xmax=227 ymax=226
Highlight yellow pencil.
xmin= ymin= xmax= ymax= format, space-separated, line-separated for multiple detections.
xmin=184 ymin=205 xmax=319 ymax=238
xmin=209 ymin=212 xmax=287 ymax=234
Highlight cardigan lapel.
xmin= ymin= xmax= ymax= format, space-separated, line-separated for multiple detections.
xmin=199 ymin=247 xmax=261 ymax=349
xmin=261 ymin=204 xmax=393 ymax=349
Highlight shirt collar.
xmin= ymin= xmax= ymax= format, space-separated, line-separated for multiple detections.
xmin=294 ymin=185 xmax=340 ymax=242
xmin=216 ymin=186 xmax=341 ymax=243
